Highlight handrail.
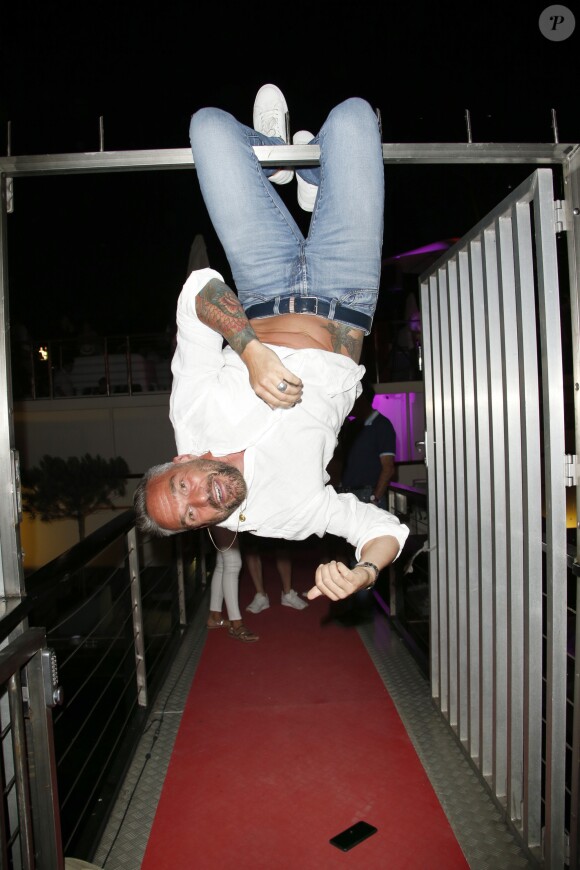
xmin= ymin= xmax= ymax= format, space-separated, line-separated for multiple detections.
xmin=1 ymin=510 xmax=137 ymax=644
xmin=0 ymin=142 xmax=577 ymax=177
xmin=0 ymin=507 xmax=205 ymax=863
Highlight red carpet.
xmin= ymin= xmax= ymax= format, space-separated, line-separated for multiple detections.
xmin=142 ymin=549 xmax=467 ymax=869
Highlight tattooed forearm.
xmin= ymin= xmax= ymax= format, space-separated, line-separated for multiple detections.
xmin=196 ymin=278 xmax=258 ymax=355
xmin=322 ymin=322 xmax=364 ymax=362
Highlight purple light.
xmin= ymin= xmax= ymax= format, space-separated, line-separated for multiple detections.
xmin=372 ymin=392 xmax=423 ymax=462
xmin=382 ymin=238 xmax=461 ymax=269
xmin=390 ymin=241 xmax=451 ymax=260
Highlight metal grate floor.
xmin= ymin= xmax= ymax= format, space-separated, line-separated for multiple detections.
xmin=90 ymin=599 xmax=537 ymax=870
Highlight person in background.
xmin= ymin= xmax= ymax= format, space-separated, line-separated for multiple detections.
xmin=339 ymin=380 xmax=396 ymax=510
xmin=243 ymin=535 xmax=308 ymax=613
xmin=206 ymin=526 xmax=259 ymax=643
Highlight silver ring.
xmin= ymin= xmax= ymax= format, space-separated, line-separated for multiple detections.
xmin=277 ymin=381 xmax=288 ymax=392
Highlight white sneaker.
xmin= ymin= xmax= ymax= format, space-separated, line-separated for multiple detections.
xmin=281 ymin=589 xmax=309 ymax=610
xmin=253 ymin=84 xmax=293 ymax=185
xmin=293 ymin=130 xmax=318 ymax=212
xmin=246 ymin=592 xmax=270 ymax=614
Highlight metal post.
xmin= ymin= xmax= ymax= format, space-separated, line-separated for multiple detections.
xmin=9 ymin=671 xmax=35 ymax=869
xmin=127 ymin=527 xmax=147 ymax=707
xmin=175 ymin=535 xmax=187 ymax=627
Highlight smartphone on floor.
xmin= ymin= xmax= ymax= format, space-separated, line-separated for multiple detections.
xmin=329 ymin=820 xmax=378 ymax=851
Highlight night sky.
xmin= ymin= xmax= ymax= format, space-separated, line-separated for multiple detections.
xmin=1 ymin=1 xmax=577 ymax=340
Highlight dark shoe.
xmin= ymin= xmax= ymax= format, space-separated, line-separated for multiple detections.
xmin=228 ymin=624 xmax=259 ymax=643
xmin=207 ymin=616 xmax=231 ymax=629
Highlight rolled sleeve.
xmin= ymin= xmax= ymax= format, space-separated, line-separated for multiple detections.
xmin=170 ymin=268 xmax=232 ymax=453
xmin=324 ymin=489 xmax=409 ymax=561
xmin=171 ymin=268 xmax=227 ymax=382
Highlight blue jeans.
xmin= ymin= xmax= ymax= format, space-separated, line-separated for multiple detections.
xmin=189 ymin=98 xmax=384 ymax=334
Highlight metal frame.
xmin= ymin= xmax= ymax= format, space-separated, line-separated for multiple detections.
xmin=0 ymin=142 xmax=576 ymax=176
xmin=0 ymin=629 xmax=63 ymax=869
xmin=1 ymin=138 xmax=579 ymax=869
xmin=1 ymin=140 xmax=578 ymax=603
xmin=420 ymin=166 xmax=577 ymax=867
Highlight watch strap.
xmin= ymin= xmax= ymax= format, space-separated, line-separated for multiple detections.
xmin=355 ymin=561 xmax=380 ymax=588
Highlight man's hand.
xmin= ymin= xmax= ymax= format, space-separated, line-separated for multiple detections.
xmin=195 ymin=279 xmax=303 ymax=409
xmin=306 ymin=537 xmax=401 ymax=601
xmin=305 ymin=561 xmax=374 ymax=601
xmin=241 ymin=340 xmax=303 ymax=409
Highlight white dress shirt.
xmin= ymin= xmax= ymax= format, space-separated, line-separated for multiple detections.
xmin=169 ymin=268 xmax=409 ymax=561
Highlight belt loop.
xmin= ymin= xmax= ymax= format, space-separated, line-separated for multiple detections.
xmin=273 ymin=296 xmax=281 ymax=316
xmin=289 ymin=296 xmax=295 ymax=314
xmin=328 ymin=299 xmax=337 ymax=319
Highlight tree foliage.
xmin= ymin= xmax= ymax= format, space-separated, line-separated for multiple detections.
xmin=22 ymin=454 xmax=130 ymax=540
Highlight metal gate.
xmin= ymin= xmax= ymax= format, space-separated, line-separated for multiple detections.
xmin=420 ymin=167 xmax=578 ymax=867
xmin=2 ymin=134 xmax=580 ymax=868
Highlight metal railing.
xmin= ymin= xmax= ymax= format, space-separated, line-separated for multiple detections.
xmin=421 ymin=168 xmax=577 ymax=867
xmin=375 ymin=483 xmax=430 ymax=673
xmin=10 ymin=320 xmax=424 ymax=402
xmin=0 ymin=510 xmax=208 ymax=866
xmin=2 ymin=114 xmax=579 ymax=870
xmin=11 ymin=334 xmax=174 ymax=400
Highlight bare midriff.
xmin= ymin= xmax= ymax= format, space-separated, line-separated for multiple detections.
xmin=250 ymin=313 xmax=364 ymax=360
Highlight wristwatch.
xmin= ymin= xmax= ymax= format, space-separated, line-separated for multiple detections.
xmin=355 ymin=561 xmax=380 ymax=589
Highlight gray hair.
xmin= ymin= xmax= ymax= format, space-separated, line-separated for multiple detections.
xmin=133 ymin=462 xmax=179 ymax=538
